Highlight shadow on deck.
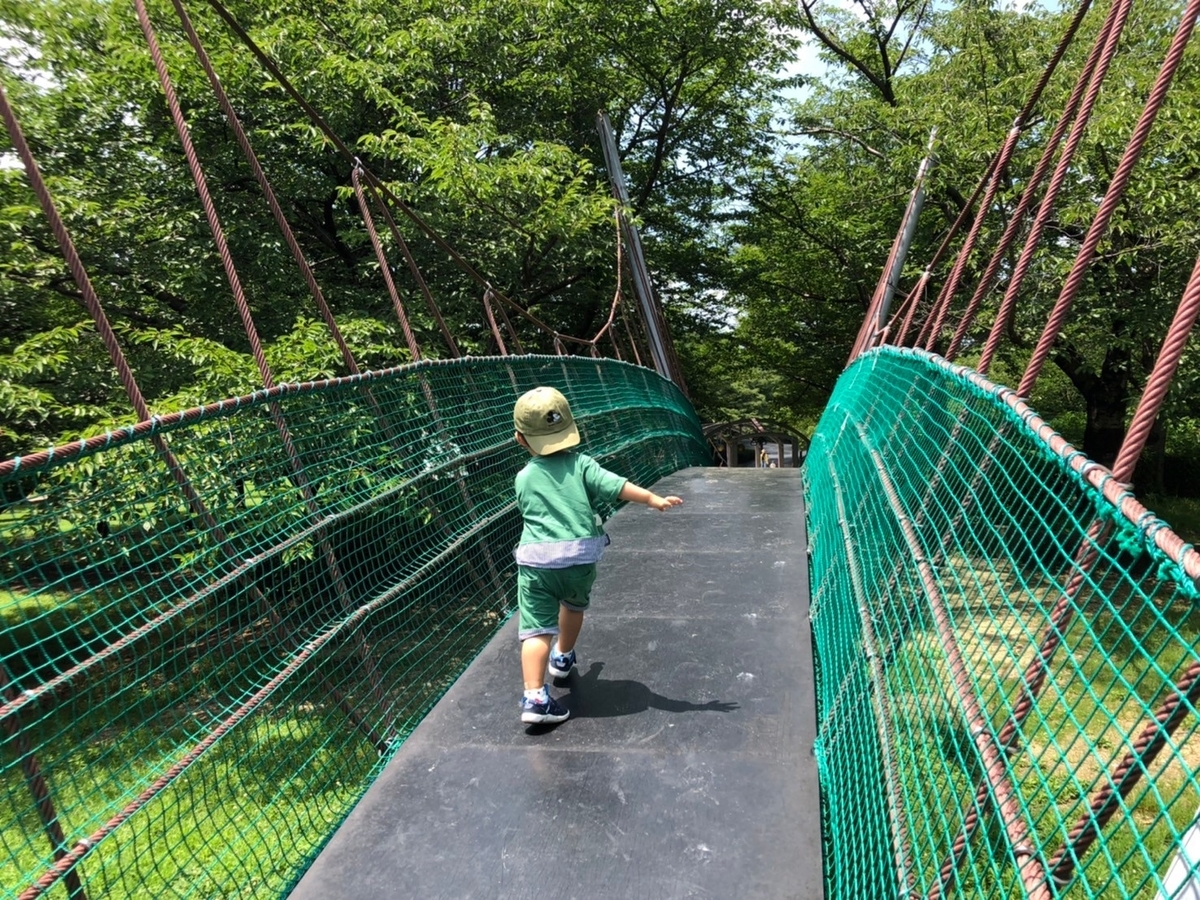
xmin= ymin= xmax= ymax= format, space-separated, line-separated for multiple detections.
xmin=288 ymin=467 xmax=822 ymax=900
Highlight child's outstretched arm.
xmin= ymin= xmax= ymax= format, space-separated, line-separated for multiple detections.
xmin=619 ymin=482 xmax=683 ymax=511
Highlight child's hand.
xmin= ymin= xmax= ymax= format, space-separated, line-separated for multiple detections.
xmin=648 ymin=494 xmax=683 ymax=511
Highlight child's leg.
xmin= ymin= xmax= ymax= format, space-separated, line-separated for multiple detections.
xmin=515 ymin=567 xmax=570 ymax=723
xmin=521 ymin=635 xmax=553 ymax=690
xmin=557 ymin=606 xmax=584 ymax=655
xmin=555 ymin=564 xmax=597 ymax=657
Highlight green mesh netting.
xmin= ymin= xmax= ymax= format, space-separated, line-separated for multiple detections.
xmin=807 ymin=346 xmax=1200 ymax=900
xmin=0 ymin=354 xmax=709 ymax=900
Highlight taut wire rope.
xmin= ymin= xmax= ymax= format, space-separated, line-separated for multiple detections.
xmin=199 ymin=0 xmax=651 ymax=366
xmin=350 ymin=163 xmax=424 ymax=360
xmin=974 ymin=0 xmax=1134 ymax=374
xmin=0 ymin=78 xmax=92 ymax=900
xmin=944 ymin=0 xmax=1119 ymax=362
xmin=133 ymin=0 xmax=397 ymax=745
xmin=916 ymin=0 xmax=1095 ymax=355
xmin=357 ymin=171 xmax=462 ymax=357
xmin=1017 ymin=0 xmax=1200 ymax=399
xmin=482 ymin=289 xmax=512 ymax=355
xmin=893 ymin=164 xmax=993 ymax=346
xmin=169 ymin=0 xmax=362 ymax=376
xmin=1040 ymin=249 xmax=1200 ymax=887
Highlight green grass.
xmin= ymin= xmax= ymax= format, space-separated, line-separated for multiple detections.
xmin=0 ymin=580 xmax=510 ymax=900
xmin=825 ymin=546 xmax=1200 ymax=899
xmin=1 ymin=704 xmax=379 ymax=900
xmin=1146 ymin=494 xmax=1200 ymax=546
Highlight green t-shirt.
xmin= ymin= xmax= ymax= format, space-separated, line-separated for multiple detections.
xmin=514 ymin=451 xmax=627 ymax=568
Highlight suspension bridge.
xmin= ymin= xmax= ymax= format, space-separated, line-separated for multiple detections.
xmin=3 ymin=0 xmax=1200 ymax=898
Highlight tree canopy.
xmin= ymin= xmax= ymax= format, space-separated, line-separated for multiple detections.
xmin=2 ymin=0 xmax=1199 ymax=489
xmin=728 ymin=0 xmax=1200 ymax=479
xmin=0 ymin=0 xmax=796 ymax=456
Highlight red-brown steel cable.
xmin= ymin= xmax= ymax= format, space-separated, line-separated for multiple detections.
xmin=493 ymin=291 xmax=526 ymax=355
xmin=927 ymin=517 xmax=1107 ymax=899
xmin=589 ymin=210 xmax=628 ymax=350
xmin=907 ymin=169 xmax=993 ymax=348
xmin=171 ymin=0 xmax=360 ymax=375
xmin=893 ymin=267 xmax=932 ymax=347
xmin=1 ymin=664 xmax=85 ymax=900
xmin=0 ymin=89 xmax=150 ymax=420
xmin=1027 ymin=254 xmax=1200 ymax=888
xmin=469 ymin=213 xmax=628 ymax=356
xmin=851 ymin=230 xmax=905 ymax=361
xmin=608 ymin=324 xmax=624 ymax=361
xmin=946 ymin=0 xmax=1116 ymax=363
xmin=350 ymin=164 xmax=422 ymax=360
xmin=921 ymin=0 xmax=1094 ymax=354
xmin=620 ymin=302 xmax=644 ymax=367
xmin=489 ymin=286 xmax=608 ymax=352
xmin=134 ymin=0 xmax=396 ymax=738
xmin=920 ymin=39 xmax=1139 ymax=881
xmin=171 ymin=1 xmax=428 ymax=462
xmin=135 ymin=0 xmax=276 ymax=388
xmin=827 ymin=455 xmax=916 ymax=895
xmin=909 ymin=169 xmax=996 ymax=349
xmin=360 ymin=176 xmax=461 ymax=357
xmin=1018 ymin=0 xmax=1200 ymax=398
xmin=977 ymin=0 xmax=1134 ymax=376
xmin=482 ymin=289 xmax=510 ymax=355
xmin=0 ymin=79 xmax=138 ymax=900
xmin=922 ymin=126 xmax=1023 ymax=352
xmin=1047 ymin=659 xmax=1200 ymax=887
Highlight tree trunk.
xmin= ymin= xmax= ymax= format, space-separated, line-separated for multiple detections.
xmin=1132 ymin=415 xmax=1167 ymax=494
xmin=1082 ymin=392 xmax=1127 ymax=469
xmin=1052 ymin=338 xmax=1132 ymax=470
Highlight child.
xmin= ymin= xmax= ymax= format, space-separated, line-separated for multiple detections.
xmin=512 ymin=386 xmax=683 ymax=724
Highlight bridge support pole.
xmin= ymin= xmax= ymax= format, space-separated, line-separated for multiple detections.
xmin=596 ymin=111 xmax=680 ymax=388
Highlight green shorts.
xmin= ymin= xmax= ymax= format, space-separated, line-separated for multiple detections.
xmin=517 ymin=564 xmax=597 ymax=640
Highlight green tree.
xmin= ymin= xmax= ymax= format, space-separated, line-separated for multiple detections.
xmin=727 ymin=0 xmax=1200 ymax=468
xmin=0 ymin=0 xmax=794 ymax=456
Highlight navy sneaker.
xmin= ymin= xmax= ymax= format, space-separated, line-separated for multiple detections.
xmin=520 ymin=691 xmax=570 ymax=724
xmin=548 ymin=647 xmax=577 ymax=679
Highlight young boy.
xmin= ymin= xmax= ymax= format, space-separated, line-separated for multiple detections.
xmin=512 ymin=386 xmax=683 ymax=724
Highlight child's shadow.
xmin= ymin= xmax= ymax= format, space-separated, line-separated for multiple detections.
xmin=559 ymin=661 xmax=739 ymax=719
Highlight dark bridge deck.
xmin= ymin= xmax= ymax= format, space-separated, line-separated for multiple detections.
xmin=289 ymin=468 xmax=822 ymax=899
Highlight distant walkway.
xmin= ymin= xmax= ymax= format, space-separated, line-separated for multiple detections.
xmin=289 ymin=468 xmax=822 ymax=900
